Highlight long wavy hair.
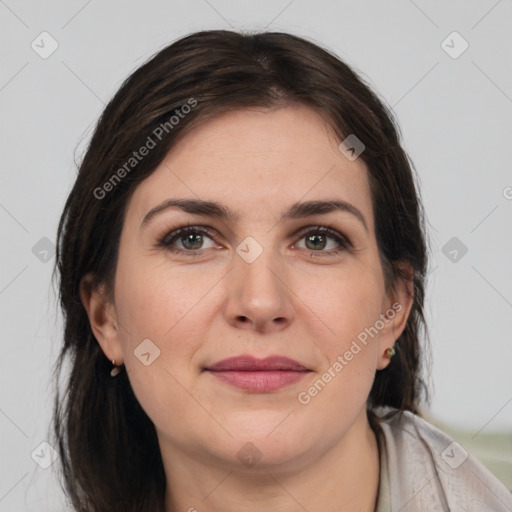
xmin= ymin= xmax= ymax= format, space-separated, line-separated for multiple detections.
xmin=51 ymin=29 xmax=430 ymax=511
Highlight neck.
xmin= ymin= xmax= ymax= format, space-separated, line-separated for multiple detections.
xmin=162 ymin=409 xmax=380 ymax=512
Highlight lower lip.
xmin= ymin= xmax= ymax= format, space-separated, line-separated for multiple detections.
xmin=206 ymin=370 xmax=309 ymax=392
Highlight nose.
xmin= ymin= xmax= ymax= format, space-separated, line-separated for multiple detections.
xmin=223 ymin=245 xmax=295 ymax=333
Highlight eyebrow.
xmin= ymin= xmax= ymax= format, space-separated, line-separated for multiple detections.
xmin=140 ymin=198 xmax=368 ymax=232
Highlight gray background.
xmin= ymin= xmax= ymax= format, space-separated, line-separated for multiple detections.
xmin=1 ymin=0 xmax=511 ymax=510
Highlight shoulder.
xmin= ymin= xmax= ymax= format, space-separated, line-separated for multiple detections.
xmin=372 ymin=406 xmax=512 ymax=511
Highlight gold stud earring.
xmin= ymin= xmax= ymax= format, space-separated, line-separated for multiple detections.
xmin=110 ymin=359 xmax=121 ymax=377
xmin=384 ymin=346 xmax=396 ymax=359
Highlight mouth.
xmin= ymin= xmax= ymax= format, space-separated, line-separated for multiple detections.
xmin=203 ymin=355 xmax=312 ymax=392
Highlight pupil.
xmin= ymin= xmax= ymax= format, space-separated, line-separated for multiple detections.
xmin=183 ymin=233 xmax=202 ymax=250
xmin=306 ymin=234 xmax=326 ymax=250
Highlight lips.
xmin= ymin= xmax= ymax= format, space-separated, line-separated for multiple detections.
xmin=205 ymin=355 xmax=309 ymax=372
xmin=204 ymin=355 xmax=311 ymax=392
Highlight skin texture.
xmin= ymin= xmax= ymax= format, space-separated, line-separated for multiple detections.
xmin=81 ymin=104 xmax=413 ymax=512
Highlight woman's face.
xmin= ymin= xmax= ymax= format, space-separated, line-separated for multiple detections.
xmin=86 ymin=104 xmax=411 ymax=471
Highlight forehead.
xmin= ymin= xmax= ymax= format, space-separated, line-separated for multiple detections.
xmin=127 ymin=105 xmax=373 ymax=228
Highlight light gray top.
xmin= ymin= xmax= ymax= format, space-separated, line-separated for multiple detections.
xmin=372 ymin=407 xmax=512 ymax=511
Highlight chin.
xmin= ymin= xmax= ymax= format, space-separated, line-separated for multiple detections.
xmin=215 ymin=416 xmax=316 ymax=467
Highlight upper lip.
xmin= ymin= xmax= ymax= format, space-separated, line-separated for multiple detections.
xmin=205 ymin=355 xmax=310 ymax=372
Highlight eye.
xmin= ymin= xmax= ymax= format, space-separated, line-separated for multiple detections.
xmin=158 ymin=226 xmax=217 ymax=255
xmin=293 ymin=226 xmax=352 ymax=256
xmin=158 ymin=224 xmax=352 ymax=257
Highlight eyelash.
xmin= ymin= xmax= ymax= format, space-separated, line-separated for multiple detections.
xmin=157 ymin=224 xmax=353 ymax=258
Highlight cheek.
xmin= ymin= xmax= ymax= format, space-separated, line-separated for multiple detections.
xmin=115 ymin=253 xmax=208 ymax=340
xmin=113 ymin=259 xmax=211 ymax=434
xmin=301 ymin=262 xmax=385 ymax=350
xmin=114 ymin=253 xmax=230 ymax=384
xmin=296 ymin=267 xmax=384 ymax=416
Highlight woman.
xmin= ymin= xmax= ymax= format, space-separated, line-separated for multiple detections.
xmin=52 ymin=29 xmax=512 ymax=511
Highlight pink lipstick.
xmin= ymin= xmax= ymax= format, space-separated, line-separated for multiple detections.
xmin=204 ymin=355 xmax=311 ymax=392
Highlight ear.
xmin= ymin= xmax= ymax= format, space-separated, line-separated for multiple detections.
xmin=79 ymin=273 xmax=124 ymax=365
xmin=376 ymin=261 xmax=415 ymax=370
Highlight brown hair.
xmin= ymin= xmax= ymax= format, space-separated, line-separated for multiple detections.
xmin=52 ymin=29 xmax=430 ymax=511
